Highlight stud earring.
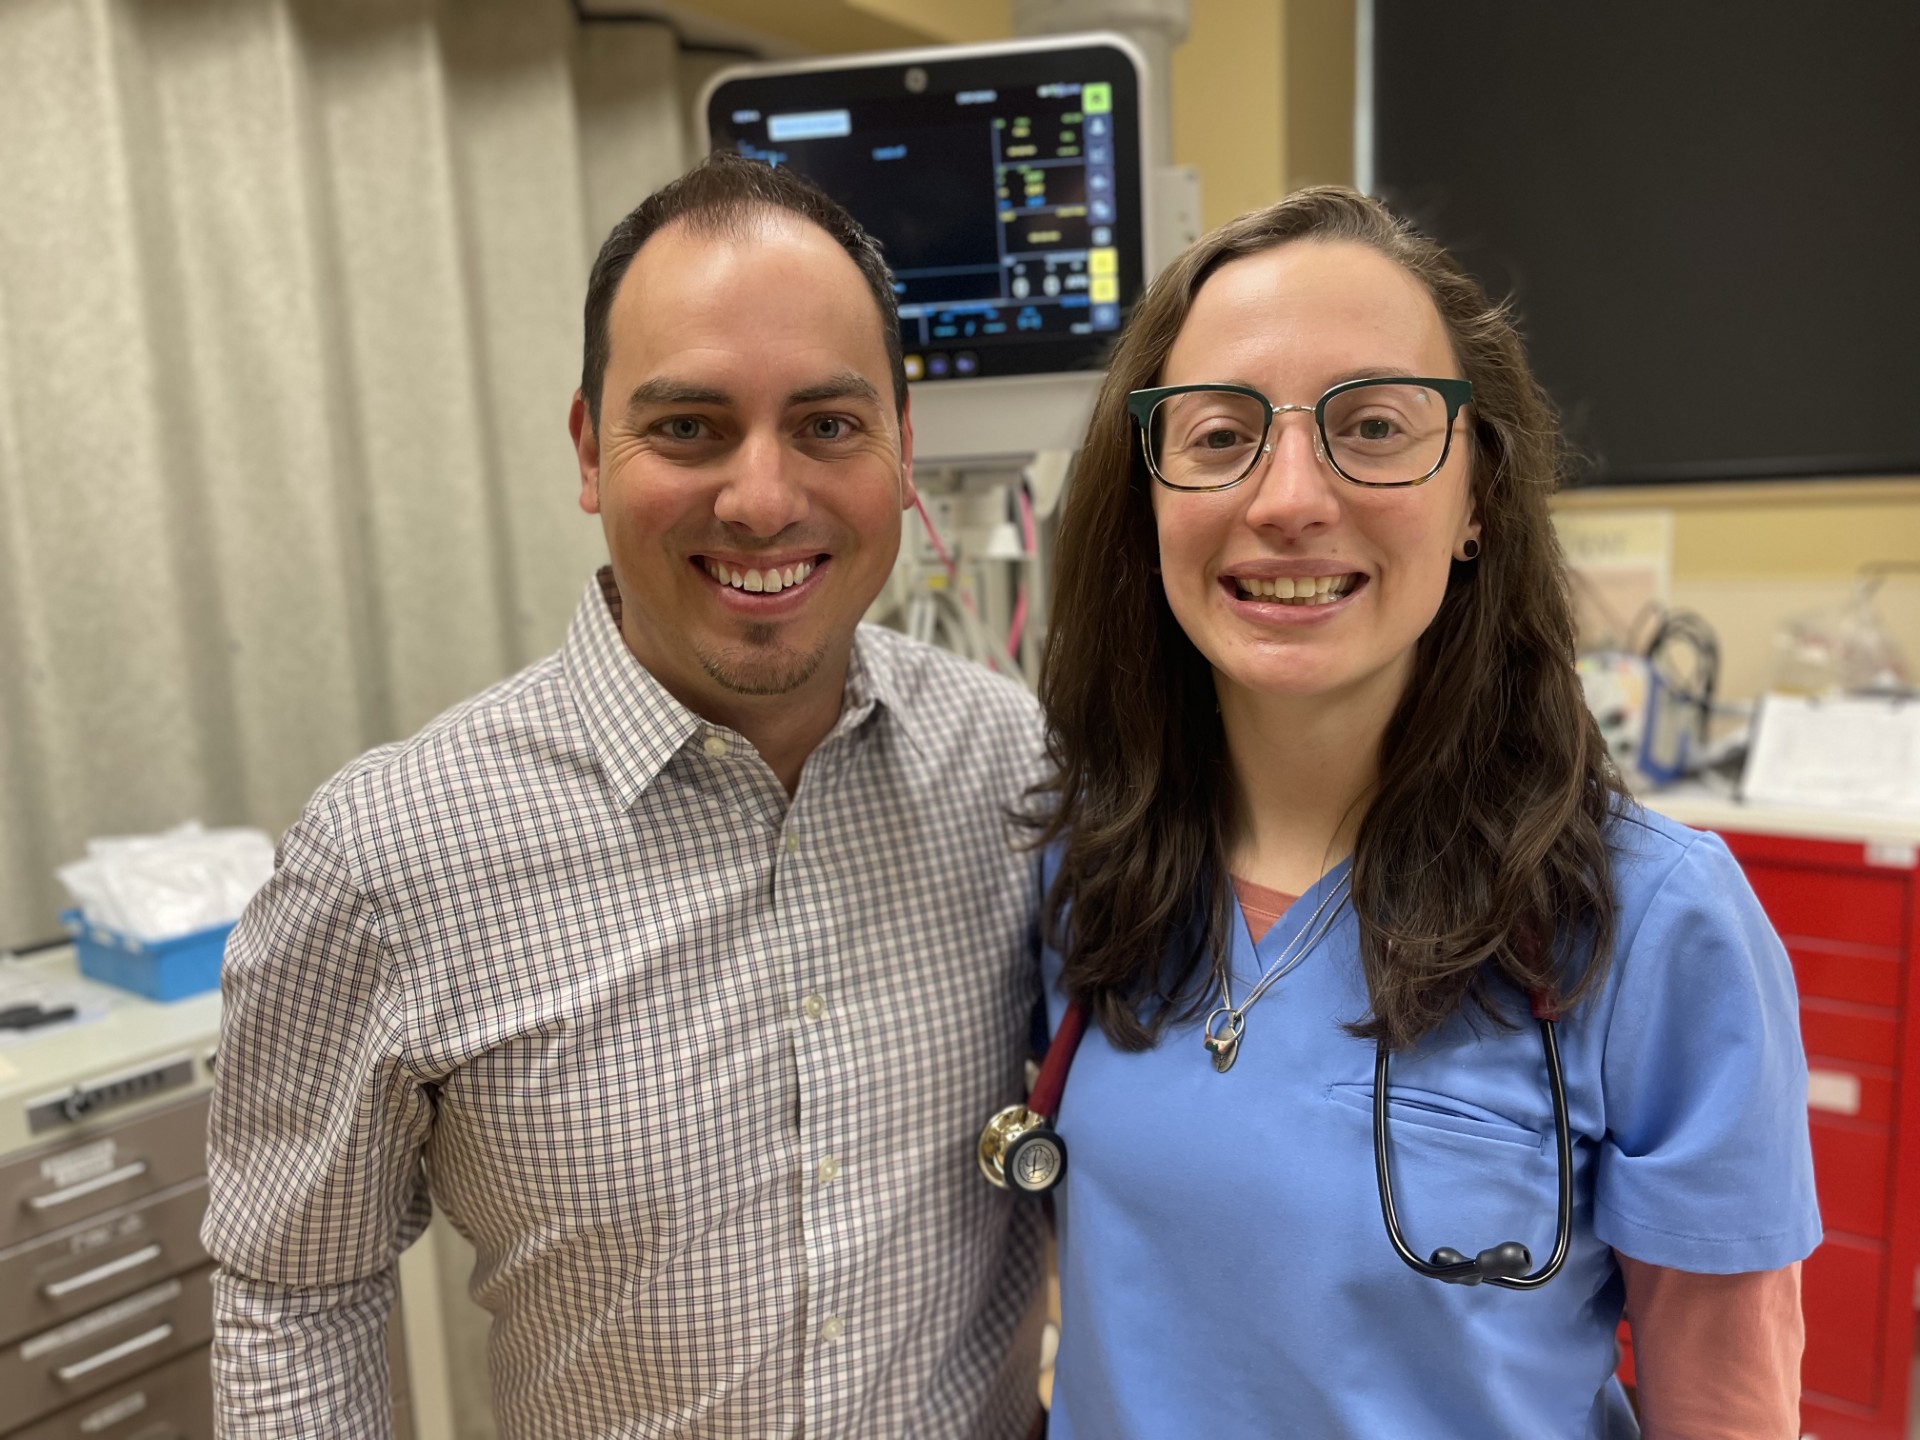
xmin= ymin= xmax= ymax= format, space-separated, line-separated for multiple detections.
xmin=1460 ymin=537 xmax=1481 ymax=561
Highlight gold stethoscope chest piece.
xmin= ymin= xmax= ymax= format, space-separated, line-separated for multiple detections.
xmin=977 ymin=1103 xmax=1044 ymax=1189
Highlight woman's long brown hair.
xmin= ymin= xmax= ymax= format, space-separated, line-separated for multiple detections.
xmin=1031 ymin=187 xmax=1626 ymax=1052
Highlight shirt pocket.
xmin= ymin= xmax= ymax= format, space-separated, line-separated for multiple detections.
xmin=1325 ymin=1082 xmax=1544 ymax=1152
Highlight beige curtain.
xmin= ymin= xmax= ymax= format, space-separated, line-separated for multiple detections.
xmin=0 ymin=0 xmax=700 ymax=946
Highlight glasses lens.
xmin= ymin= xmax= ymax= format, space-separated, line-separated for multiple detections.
xmin=1148 ymin=389 xmax=1269 ymax=489
xmin=1320 ymin=382 xmax=1454 ymax=485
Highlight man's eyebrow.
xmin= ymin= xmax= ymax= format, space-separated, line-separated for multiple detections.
xmin=787 ymin=373 xmax=882 ymax=408
xmin=624 ymin=379 xmax=732 ymax=416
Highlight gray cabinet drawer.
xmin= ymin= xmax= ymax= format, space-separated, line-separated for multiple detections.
xmin=0 ymin=1177 xmax=208 ymax=1348
xmin=1 ymin=1094 xmax=209 ymax=1251
xmin=12 ymin=1343 xmax=212 ymax=1440
xmin=3 ymin=1265 xmax=213 ymax=1430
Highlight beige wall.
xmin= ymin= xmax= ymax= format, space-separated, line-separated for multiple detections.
xmin=1171 ymin=0 xmax=1354 ymax=230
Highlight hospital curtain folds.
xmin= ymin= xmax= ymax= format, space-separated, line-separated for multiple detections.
xmin=0 ymin=0 xmax=696 ymax=946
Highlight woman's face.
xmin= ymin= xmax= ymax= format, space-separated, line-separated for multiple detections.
xmin=1150 ymin=239 xmax=1480 ymax=719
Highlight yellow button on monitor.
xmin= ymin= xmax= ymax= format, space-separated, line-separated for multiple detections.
xmin=1083 ymin=82 xmax=1111 ymax=114
xmin=1089 ymin=247 xmax=1117 ymax=276
xmin=1091 ymin=276 xmax=1119 ymax=303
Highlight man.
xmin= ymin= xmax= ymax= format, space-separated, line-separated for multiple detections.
xmin=204 ymin=152 xmax=1046 ymax=1438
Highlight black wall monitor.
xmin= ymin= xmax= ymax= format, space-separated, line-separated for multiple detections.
xmin=1369 ymin=0 xmax=1920 ymax=485
xmin=701 ymin=37 xmax=1147 ymax=389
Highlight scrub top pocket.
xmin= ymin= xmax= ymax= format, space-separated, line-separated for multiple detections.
xmin=1325 ymin=1081 xmax=1546 ymax=1150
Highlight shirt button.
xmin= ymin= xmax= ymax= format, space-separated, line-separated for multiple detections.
xmin=702 ymin=734 xmax=729 ymax=758
xmin=802 ymin=994 xmax=826 ymax=1021
xmin=784 ymin=832 xmax=801 ymax=854
xmin=820 ymin=1315 xmax=844 ymax=1342
xmin=816 ymin=1156 xmax=841 ymax=1184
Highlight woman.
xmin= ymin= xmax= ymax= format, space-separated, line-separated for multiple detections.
xmin=1029 ymin=189 xmax=1819 ymax=1437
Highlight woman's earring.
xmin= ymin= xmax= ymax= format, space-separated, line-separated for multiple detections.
xmin=1459 ymin=537 xmax=1481 ymax=561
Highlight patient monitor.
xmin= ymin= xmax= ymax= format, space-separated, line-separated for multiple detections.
xmin=699 ymin=35 xmax=1150 ymax=466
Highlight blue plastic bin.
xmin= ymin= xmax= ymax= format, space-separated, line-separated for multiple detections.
xmin=60 ymin=910 xmax=231 ymax=1001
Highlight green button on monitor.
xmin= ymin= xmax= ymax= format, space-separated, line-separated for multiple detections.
xmin=1082 ymin=81 xmax=1111 ymax=114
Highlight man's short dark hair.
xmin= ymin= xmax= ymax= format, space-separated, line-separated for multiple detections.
xmin=580 ymin=151 xmax=906 ymax=431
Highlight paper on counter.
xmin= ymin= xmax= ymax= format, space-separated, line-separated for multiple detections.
xmin=1742 ymin=694 xmax=1920 ymax=814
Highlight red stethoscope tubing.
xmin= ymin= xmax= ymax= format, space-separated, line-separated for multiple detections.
xmin=1027 ymin=998 xmax=1088 ymax=1120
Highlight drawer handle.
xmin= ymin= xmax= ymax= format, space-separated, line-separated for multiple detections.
xmin=54 ymin=1322 xmax=173 ymax=1382
xmin=27 ymin=1161 xmax=150 ymax=1212
xmin=42 ymin=1243 xmax=165 ymax=1299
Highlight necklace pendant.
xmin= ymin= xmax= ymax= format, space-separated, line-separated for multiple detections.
xmin=1202 ymin=1007 xmax=1245 ymax=1073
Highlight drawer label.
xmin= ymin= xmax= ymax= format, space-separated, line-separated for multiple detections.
xmin=1865 ymin=840 xmax=1918 ymax=869
xmin=80 ymin=1390 xmax=148 ymax=1432
xmin=19 ymin=1278 xmax=181 ymax=1360
xmin=71 ymin=1212 xmax=148 ymax=1256
xmin=1807 ymin=1068 xmax=1863 ymax=1116
xmin=43 ymin=1139 xmax=118 ymax=1188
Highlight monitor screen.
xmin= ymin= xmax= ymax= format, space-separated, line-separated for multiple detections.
xmin=702 ymin=38 xmax=1146 ymax=386
xmin=1369 ymin=0 xmax=1920 ymax=485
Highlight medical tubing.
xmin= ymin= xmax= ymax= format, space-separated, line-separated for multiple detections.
xmin=1372 ymin=1040 xmax=1478 ymax=1280
xmin=1029 ymin=1000 xmax=1087 ymax=1120
xmin=1371 ymin=1010 xmax=1576 ymax=1290
xmin=1521 ymin=1015 xmax=1577 ymax=1289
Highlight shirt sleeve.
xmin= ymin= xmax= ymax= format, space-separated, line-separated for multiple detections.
xmin=201 ymin=803 xmax=434 ymax=1438
xmin=1593 ymin=829 xmax=1822 ymax=1272
xmin=1620 ymin=1254 xmax=1803 ymax=1439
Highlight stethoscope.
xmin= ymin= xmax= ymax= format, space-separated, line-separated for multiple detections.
xmin=978 ymin=986 xmax=1575 ymax=1289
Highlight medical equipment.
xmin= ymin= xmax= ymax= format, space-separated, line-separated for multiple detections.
xmin=979 ymin=955 xmax=1576 ymax=1289
xmin=699 ymin=34 xmax=1152 ymax=465
xmin=1373 ymin=991 xmax=1574 ymax=1289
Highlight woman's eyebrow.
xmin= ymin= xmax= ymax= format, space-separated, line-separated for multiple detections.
xmin=1195 ymin=367 xmax=1428 ymax=394
xmin=1324 ymin=366 xmax=1422 ymax=386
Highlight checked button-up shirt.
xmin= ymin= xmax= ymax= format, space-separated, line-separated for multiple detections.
xmin=205 ymin=569 xmax=1047 ymax=1439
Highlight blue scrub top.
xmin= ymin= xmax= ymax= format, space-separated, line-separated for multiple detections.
xmin=1040 ymin=807 xmax=1821 ymax=1440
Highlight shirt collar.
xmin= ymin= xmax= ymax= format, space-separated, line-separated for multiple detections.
xmin=842 ymin=622 xmax=928 ymax=756
xmin=563 ymin=568 xmax=922 ymax=809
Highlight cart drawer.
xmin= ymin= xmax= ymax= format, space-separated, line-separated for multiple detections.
xmin=0 ymin=1177 xmax=208 ymax=1347
xmin=13 ymin=1342 xmax=212 ymax=1440
xmin=2 ymin=1265 xmax=214 ymax=1430
xmin=1 ymin=1093 xmax=209 ymax=1251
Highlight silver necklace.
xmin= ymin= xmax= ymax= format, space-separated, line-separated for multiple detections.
xmin=1203 ymin=875 xmax=1351 ymax=1073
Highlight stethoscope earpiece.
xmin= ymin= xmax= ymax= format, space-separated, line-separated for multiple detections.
xmin=1425 ymin=1241 xmax=1534 ymax=1286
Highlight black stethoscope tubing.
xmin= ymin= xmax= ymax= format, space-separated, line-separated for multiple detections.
xmin=1373 ymin=1006 xmax=1575 ymax=1288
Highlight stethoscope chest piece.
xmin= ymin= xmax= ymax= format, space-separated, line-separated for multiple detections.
xmin=977 ymin=1104 xmax=1069 ymax=1194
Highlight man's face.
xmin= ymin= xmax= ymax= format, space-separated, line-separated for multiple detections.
xmin=571 ymin=214 xmax=913 ymax=724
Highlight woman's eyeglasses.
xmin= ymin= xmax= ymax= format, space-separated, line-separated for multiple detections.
xmin=1126 ymin=378 xmax=1473 ymax=492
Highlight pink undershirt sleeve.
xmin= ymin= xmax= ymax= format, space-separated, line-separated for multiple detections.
xmin=1618 ymin=1251 xmax=1804 ymax=1436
